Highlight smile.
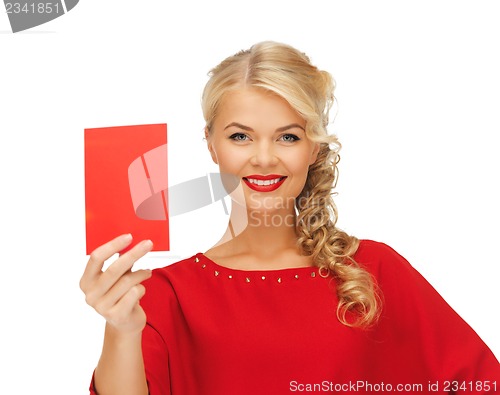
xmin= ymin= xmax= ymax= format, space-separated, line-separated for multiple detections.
xmin=242 ymin=175 xmax=287 ymax=192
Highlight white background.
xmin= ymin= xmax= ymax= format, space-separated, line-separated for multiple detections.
xmin=1 ymin=1 xmax=499 ymax=393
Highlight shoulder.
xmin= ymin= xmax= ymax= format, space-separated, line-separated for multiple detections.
xmin=354 ymin=239 xmax=399 ymax=260
xmin=153 ymin=254 xmax=200 ymax=276
xmin=354 ymin=241 xmax=500 ymax=374
xmin=353 ymin=239 xmax=425 ymax=292
xmin=354 ymin=239 xmax=411 ymax=273
xmin=354 ymin=240 xmax=444 ymax=311
xmin=144 ymin=254 xmax=200 ymax=289
xmin=140 ymin=254 xmax=201 ymax=308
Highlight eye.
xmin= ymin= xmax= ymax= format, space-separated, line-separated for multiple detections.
xmin=229 ymin=132 xmax=249 ymax=142
xmin=279 ymin=134 xmax=300 ymax=143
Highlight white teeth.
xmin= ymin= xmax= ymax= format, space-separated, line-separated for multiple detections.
xmin=247 ymin=177 xmax=282 ymax=186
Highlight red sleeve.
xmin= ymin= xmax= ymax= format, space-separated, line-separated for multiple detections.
xmin=88 ymin=372 xmax=97 ymax=394
xmin=141 ymin=323 xmax=171 ymax=395
xmin=360 ymin=241 xmax=500 ymax=393
xmin=87 ymin=270 xmax=173 ymax=395
xmin=138 ymin=268 xmax=178 ymax=395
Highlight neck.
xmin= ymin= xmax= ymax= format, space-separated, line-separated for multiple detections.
xmin=212 ymin=200 xmax=300 ymax=258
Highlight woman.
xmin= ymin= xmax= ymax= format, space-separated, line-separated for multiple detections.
xmin=81 ymin=41 xmax=500 ymax=394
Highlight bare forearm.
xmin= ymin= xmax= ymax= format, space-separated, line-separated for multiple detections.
xmin=94 ymin=324 xmax=148 ymax=395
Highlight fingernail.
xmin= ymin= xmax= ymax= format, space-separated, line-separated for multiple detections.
xmin=123 ymin=233 xmax=133 ymax=241
xmin=143 ymin=239 xmax=153 ymax=248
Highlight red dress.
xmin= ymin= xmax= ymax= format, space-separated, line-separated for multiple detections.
xmin=89 ymin=240 xmax=500 ymax=394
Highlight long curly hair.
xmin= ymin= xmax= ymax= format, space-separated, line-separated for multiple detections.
xmin=201 ymin=41 xmax=380 ymax=328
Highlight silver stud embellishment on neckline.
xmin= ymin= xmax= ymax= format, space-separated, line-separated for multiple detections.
xmin=261 ymin=276 xmax=266 ymax=280
xmin=214 ymin=271 xmax=220 ymax=277
xmin=294 ymin=274 xmax=299 ymax=279
xmin=245 ymin=277 xmax=251 ymax=283
xmin=195 ymin=257 xmax=199 ymax=263
xmin=311 ymin=272 xmax=316 ymax=278
xmin=202 ymin=264 xmax=206 ymax=269
xmin=277 ymin=277 xmax=282 ymax=283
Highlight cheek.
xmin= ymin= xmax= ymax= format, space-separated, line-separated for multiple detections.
xmin=286 ymin=154 xmax=313 ymax=192
xmin=292 ymin=161 xmax=311 ymax=186
xmin=214 ymin=145 xmax=245 ymax=173
xmin=284 ymin=149 xmax=312 ymax=177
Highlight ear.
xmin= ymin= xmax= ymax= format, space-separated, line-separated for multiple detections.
xmin=309 ymin=142 xmax=320 ymax=165
xmin=205 ymin=127 xmax=218 ymax=164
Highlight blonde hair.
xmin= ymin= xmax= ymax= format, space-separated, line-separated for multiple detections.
xmin=202 ymin=41 xmax=380 ymax=328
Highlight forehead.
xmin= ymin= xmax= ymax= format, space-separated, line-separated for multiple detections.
xmin=214 ymin=88 xmax=305 ymax=129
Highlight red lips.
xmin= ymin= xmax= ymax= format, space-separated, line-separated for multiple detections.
xmin=242 ymin=174 xmax=287 ymax=192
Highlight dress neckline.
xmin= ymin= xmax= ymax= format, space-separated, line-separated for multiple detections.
xmin=193 ymin=253 xmax=329 ymax=283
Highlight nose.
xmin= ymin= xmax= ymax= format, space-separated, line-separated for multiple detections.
xmin=249 ymin=141 xmax=279 ymax=168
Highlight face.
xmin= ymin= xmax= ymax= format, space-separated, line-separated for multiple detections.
xmin=206 ymin=87 xmax=319 ymax=215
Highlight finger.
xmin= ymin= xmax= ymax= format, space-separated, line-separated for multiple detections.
xmin=83 ymin=239 xmax=152 ymax=307
xmin=93 ymin=269 xmax=152 ymax=315
xmin=81 ymin=234 xmax=133 ymax=289
xmin=97 ymin=239 xmax=153 ymax=292
xmin=107 ymin=284 xmax=147 ymax=328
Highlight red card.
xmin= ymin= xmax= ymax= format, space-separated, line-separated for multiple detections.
xmin=84 ymin=124 xmax=169 ymax=254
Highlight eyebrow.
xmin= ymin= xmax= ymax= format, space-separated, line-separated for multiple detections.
xmin=224 ymin=122 xmax=305 ymax=132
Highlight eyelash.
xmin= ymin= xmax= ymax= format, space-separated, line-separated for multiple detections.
xmin=228 ymin=133 xmax=301 ymax=142
xmin=229 ymin=132 xmax=248 ymax=141
xmin=281 ymin=134 xmax=300 ymax=142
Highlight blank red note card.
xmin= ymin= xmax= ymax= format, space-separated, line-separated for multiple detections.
xmin=84 ymin=124 xmax=169 ymax=254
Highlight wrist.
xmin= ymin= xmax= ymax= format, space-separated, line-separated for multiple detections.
xmin=104 ymin=322 xmax=143 ymax=345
